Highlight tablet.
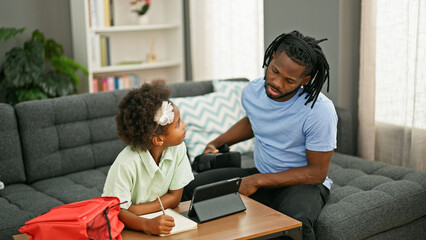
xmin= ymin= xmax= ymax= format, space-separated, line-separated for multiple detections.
xmin=183 ymin=177 xmax=246 ymax=223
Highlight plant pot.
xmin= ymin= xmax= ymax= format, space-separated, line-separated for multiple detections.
xmin=137 ymin=15 xmax=150 ymax=25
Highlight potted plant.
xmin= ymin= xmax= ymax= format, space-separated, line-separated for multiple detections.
xmin=0 ymin=27 xmax=88 ymax=105
xmin=130 ymin=0 xmax=151 ymax=24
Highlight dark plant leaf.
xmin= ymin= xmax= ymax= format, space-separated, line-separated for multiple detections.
xmin=44 ymin=39 xmax=64 ymax=59
xmin=10 ymin=87 xmax=49 ymax=104
xmin=0 ymin=27 xmax=25 ymax=41
xmin=31 ymin=29 xmax=45 ymax=44
xmin=38 ymin=71 xmax=74 ymax=97
xmin=133 ymin=4 xmax=150 ymax=15
xmin=2 ymin=40 xmax=44 ymax=87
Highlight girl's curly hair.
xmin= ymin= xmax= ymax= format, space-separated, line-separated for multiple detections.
xmin=116 ymin=81 xmax=171 ymax=151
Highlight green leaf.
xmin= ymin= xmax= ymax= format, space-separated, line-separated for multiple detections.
xmin=16 ymin=88 xmax=49 ymax=102
xmin=134 ymin=4 xmax=150 ymax=15
xmin=44 ymin=39 xmax=64 ymax=59
xmin=0 ymin=27 xmax=25 ymax=41
xmin=31 ymin=29 xmax=45 ymax=44
xmin=50 ymin=56 xmax=88 ymax=84
xmin=2 ymin=40 xmax=44 ymax=87
xmin=6 ymin=87 xmax=49 ymax=104
xmin=37 ymin=71 xmax=74 ymax=97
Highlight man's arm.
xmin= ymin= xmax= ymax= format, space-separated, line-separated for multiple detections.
xmin=204 ymin=117 xmax=254 ymax=153
xmin=239 ymin=149 xmax=333 ymax=196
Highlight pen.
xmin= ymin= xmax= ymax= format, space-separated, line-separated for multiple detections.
xmin=157 ymin=196 xmax=166 ymax=215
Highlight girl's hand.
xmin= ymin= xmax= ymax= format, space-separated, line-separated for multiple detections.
xmin=145 ymin=215 xmax=175 ymax=235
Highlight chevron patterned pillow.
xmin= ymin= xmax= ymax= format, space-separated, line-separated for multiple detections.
xmin=171 ymin=88 xmax=254 ymax=162
xmin=213 ymin=79 xmax=248 ymax=95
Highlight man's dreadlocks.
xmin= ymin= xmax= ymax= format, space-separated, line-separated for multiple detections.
xmin=263 ymin=30 xmax=330 ymax=108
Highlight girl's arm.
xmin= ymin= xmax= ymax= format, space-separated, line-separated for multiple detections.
xmin=118 ymin=208 xmax=175 ymax=235
xmin=127 ymin=188 xmax=183 ymax=216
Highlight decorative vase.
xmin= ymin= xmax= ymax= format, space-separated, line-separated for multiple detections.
xmin=137 ymin=15 xmax=150 ymax=25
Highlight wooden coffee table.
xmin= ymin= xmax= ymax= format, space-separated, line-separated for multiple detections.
xmin=13 ymin=195 xmax=302 ymax=240
xmin=122 ymin=195 xmax=302 ymax=240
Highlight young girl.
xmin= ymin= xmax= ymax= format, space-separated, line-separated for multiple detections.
xmin=102 ymin=81 xmax=194 ymax=235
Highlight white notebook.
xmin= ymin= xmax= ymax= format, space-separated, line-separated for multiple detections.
xmin=139 ymin=208 xmax=198 ymax=236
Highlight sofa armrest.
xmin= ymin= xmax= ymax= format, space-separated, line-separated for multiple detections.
xmin=335 ymin=107 xmax=355 ymax=155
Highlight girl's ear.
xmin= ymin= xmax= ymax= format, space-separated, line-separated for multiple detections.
xmin=152 ymin=135 xmax=164 ymax=146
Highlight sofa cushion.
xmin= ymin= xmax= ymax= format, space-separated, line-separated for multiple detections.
xmin=0 ymin=103 xmax=26 ymax=185
xmin=168 ymin=81 xmax=214 ymax=98
xmin=14 ymin=90 xmax=128 ymax=183
xmin=172 ymin=88 xmax=254 ymax=161
xmin=315 ymin=152 xmax=426 ymax=239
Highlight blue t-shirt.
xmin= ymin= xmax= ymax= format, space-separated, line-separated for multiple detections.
xmin=242 ymin=77 xmax=337 ymax=189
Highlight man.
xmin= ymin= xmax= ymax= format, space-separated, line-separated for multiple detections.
xmin=183 ymin=30 xmax=337 ymax=240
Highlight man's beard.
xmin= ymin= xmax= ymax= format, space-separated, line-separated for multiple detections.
xmin=264 ymin=82 xmax=301 ymax=100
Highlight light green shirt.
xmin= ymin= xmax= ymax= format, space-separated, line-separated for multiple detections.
xmin=102 ymin=142 xmax=194 ymax=209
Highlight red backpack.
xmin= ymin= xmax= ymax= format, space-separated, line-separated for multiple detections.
xmin=19 ymin=196 xmax=125 ymax=240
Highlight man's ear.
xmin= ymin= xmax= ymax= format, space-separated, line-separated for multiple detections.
xmin=301 ymin=75 xmax=311 ymax=87
xmin=152 ymin=135 xmax=164 ymax=146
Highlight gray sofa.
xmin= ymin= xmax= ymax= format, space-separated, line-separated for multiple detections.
xmin=0 ymin=79 xmax=425 ymax=240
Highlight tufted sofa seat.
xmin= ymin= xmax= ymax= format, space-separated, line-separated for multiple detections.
xmin=316 ymin=152 xmax=426 ymax=239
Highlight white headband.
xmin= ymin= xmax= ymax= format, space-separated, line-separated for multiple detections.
xmin=154 ymin=101 xmax=174 ymax=126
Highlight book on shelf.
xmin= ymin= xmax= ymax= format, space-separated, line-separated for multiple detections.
xmin=109 ymin=0 xmax=114 ymax=26
xmin=139 ymin=208 xmax=197 ymax=236
xmin=92 ymin=78 xmax=99 ymax=93
xmin=106 ymin=36 xmax=111 ymax=66
xmin=129 ymin=74 xmax=141 ymax=88
xmin=88 ymin=0 xmax=115 ymax=28
xmin=90 ymin=34 xmax=101 ymax=68
xmin=93 ymin=74 xmax=140 ymax=92
xmin=107 ymin=76 xmax=115 ymax=91
xmin=103 ymin=0 xmax=111 ymax=27
xmin=95 ymin=0 xmax=105 ymax=28
xmin=122 ymin=75 xmax=130 ymax=89
xmin=101 ymin=77 xmax=108 ymax=91
xmin=99 ymin=35 xmax=110 ymax=67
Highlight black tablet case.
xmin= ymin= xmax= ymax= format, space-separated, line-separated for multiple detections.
xmin=183 ymin=178 xmax=246 ymax=223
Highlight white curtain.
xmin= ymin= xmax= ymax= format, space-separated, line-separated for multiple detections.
xmin=359 ymin=0 xmax=426 ymax=171
xmin=189 ymin=0 xmax=264 ymax=81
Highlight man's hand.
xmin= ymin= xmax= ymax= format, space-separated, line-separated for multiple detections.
xmin=239 ymin=174 xmax=260 ymax=196
xmin=203 ymin=143 xmax=219 ymax=154
xmin=202 ymin=117 xmax=254 ymax=155
xmin=144 ymin=215 xmax=175 ymax=235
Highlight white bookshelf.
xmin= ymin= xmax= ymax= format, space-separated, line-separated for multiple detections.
xmin=70 ymin=0 xmax=185 ymax=93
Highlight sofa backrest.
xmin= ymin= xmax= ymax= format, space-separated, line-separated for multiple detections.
xmin=0 ymin=103 xmax=26 ymax=185
xmin=14 ymin=90 xmax=128 ymax=183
